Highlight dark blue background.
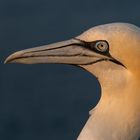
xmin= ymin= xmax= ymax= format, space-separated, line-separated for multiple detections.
xmin=0 ymin=0 xmax=140 ymax=140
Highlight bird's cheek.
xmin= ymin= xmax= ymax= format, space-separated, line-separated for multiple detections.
xmin=79 ymin=63 xmax=103 ymax=77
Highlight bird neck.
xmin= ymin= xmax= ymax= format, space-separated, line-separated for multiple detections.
xmin=79 ymin=64 xmax=140 ymax=140
xmin=88 ymin=91 xmax=139 ymax=140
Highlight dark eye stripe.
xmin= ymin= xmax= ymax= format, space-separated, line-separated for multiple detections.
xmin=74 ymin=38 xmax=110 ymax=56
xmin=73 ymin=38 xmax=126 ymax=68
xmin=82 ymin=40 xmax=110 ymax=56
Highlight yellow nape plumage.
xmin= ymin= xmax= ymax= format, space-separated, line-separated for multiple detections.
xmin=5 ymin=23 xmax=140 ymax=140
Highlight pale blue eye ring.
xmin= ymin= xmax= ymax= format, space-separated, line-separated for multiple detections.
xmin=95 ymin=41 xmax=109 ymax=52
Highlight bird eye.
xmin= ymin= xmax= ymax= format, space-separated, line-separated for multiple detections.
xmin=94 ymin=41 xmax=109 ymax=53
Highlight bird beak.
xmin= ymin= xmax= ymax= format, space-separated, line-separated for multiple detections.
xmin=5 ymin=38 xmax=112 ymax=65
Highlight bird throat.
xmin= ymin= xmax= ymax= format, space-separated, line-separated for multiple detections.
xmin=78 ymin=63 xmax=140 ymax=140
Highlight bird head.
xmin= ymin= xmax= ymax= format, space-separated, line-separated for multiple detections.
xmin=5 ymin=23 xmax=140 ymax=82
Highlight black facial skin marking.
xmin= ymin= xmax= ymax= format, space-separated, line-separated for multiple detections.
xmin=74 ymin=38 xmax=126 ymax=68
xmin=74 ymin=38 xmax=110 ymax=55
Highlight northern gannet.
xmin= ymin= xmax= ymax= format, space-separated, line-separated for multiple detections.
xmin=5 ymin=23 xmax=140 ymax=140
